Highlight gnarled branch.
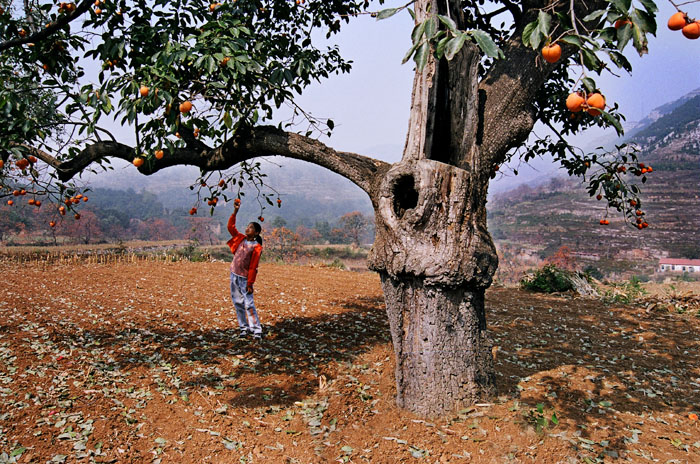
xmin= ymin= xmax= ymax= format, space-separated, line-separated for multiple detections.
xmin=477 ymin=0 xmax=607 ymax=166
xmin=0 ymin=0 xmax=94 ymax=53
xmin=28 ymin=126 xmax=389 ymax=195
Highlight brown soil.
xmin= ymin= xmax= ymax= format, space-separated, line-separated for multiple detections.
xmin=1 ymin=261 xmax=699 ymax=463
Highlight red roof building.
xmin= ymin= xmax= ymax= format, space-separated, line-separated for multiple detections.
xmin=658 ymin=259 xmax=700 ymax=272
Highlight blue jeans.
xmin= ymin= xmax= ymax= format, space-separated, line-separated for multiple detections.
xmin=230 ymin=272 xmax=262 ymax=334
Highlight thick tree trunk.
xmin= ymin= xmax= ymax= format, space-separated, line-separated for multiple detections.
xmin=368 ymin=159 xmax=497 ymax=417
xmin=380 ymin=274 xmax=494 ymax=416
xmin=367 ymin=0 xmax=500 ymax=417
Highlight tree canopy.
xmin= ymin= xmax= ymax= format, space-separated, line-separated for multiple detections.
xmin=0 ymin=0 xmax=684 ymax=225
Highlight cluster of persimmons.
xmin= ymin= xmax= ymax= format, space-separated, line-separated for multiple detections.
xmin=535 ymin=9 xmax=699 ymax=229
xmin=3 ymin=156 xmax=89 ymax=227
xmin=541 ymin=9 xmax=698 ymax=121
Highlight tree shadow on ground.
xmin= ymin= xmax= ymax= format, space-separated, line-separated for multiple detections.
xmin=37 ymin=295 xmax=391 ymax=409
xmin=488 ymin=287 xmax=700 ymax=454
xmin=7 ymin=282 xmax=698 ymax=453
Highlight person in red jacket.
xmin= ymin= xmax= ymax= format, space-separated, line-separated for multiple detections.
xmin=227 ymin=199 xmax=264 ymax=339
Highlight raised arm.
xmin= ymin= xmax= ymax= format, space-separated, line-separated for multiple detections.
xmin=227 ymin=200 xmax=243 ymax=238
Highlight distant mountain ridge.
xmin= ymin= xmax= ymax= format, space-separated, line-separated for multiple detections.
xmin=627 ymin=87 xmax=700 ymax=134
xmin=627 ymin=94 xmax=700 ymax=171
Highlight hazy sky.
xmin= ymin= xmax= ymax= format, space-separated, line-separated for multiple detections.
xmin=289 ymin=1 xmax=700 ymax=160
xmin=89 ymin=1 xmax=700 ymax=192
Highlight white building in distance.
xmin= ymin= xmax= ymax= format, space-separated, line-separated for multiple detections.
xmin=658 ymin=259 xmax=700 ymax=273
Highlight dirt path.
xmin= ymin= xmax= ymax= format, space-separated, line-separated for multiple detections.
xmin=1 ymin=261 xmax=698 ymax=463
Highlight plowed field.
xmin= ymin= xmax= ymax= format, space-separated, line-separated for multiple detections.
xmin=1 ymin=261 xmax=699 ymax=463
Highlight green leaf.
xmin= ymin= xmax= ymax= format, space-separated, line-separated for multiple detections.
xmin=551 ymin=412 xmax=559 ymax=425
xmin=601 ymin=110 xmax=624 ymax=136
xmin=414 ymin=42 xmax=430 ymax=71
xmin=424 ymin=16 xmax=438 ymax=39
xmin=376 ymin=8 xmax=399 ymax=20
xmin=598 ymin=27 xmax=616 ymax=43
xmin=436 ymin=35 xmax=450 ymax=59
xmin=555 ymin=11 xmax=571 ymax=28
xmin=10 ymin=447 xmax=26 ymax=457
xmin=612 ymin=0 xmax=632 ymax=14
xmin=437 ymin=14 xmax=458 ymax=33
xmin=582 ymin=77 xmax=597 ymax=93
xmin=631 ymin=23 xmax=648 ymax=56
xmin=582 ymin=10 xmax=606 ymax=23
xmin=559 ymin=35 xmax=582 ymax=47
xmin=160 ymin=90 xmax=173 ymax=104
xmin=639 ymin=0 xmax=658 ymax=13
xmin=607 ymin=11 xmax=624 ymax=23
xmin=530 ymin=23 xmax=544 ymax=50
xmin=470 ymin=30 xmax=503 ymax=59
xmin=401 ymin=40 xmax=421 ymax=65
xmin=608 ymin=50 xmax=632 ymax=73
xmin=632 ymin=8 xmax=656 ymax=35
xmin=581 ymin=48 xmax=602 ymax=72
xmin=445 ymin=34 xmax=467 ymax=60
xmin=411 ymin=20 xmax=427 ymax=44
xmin=206 ymin=55 xmax=216 ymax=74
xmin=522 ymin=20 xmax=538 ymax=48
xmin=537 ymin=11 xmax=552 ymax=37
xmin=223 ymin=111 xmax=233 ymax=129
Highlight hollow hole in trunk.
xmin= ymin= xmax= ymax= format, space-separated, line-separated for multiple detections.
xmin=392 ymin=175 xmax=419 ymax=219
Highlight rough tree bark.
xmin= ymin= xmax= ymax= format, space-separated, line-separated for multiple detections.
xmin=365 ymin=0 xmax=603 ymax=417
xmin=367 ymin=0 xmax=498 ymax=417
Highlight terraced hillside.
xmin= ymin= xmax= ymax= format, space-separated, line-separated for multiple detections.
xmin=489 ymin=89 xmax=700 ymax=278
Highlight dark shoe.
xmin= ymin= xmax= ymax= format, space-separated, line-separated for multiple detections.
xmin=238 ymin=330 xmax=249 ymax=339
xmin=252 ymin=333 xmax=262 ymax=340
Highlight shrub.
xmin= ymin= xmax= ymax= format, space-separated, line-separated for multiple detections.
xmin=525 ymin=403 xmax=559 ymax=434
xmin=174 ymin=240 xmax=210 ymax=262
xmin=208 ymin=247 xmax=231 ymax=261
xmin=520 ymin=265 xmax=575 ymax=293
xmin=328 ymin=258 xmax=346 ymax=269
xmin=307 ymin=246 xmax=367 ymax=260
xmin=583 ymin=265 xmax=604 ymax=281
xmin=675 ymin=272 xmax=699 ymax=283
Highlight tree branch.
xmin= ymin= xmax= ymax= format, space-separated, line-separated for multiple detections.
xmin=493 ymin=0 xmax=522 ymax=25
xmin=477 ymin=0 xmax=607 ymax=166
xmin=212 ymin=126 xmax=389 ymax=195
xmin=0 ymin=0 xmax=93 ymax=53
xmin=28 ymin=126 xmax=389 ymax=195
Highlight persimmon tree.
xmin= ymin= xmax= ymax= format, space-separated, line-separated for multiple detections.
xmin=0 ymin=0 xmax=683 ymax=416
